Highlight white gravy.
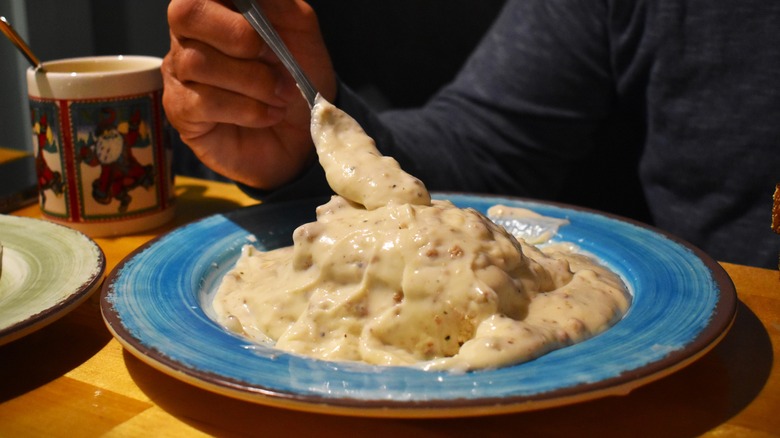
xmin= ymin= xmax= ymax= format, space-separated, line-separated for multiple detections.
xmin=212 ymin=95 xmax=630 ymax=372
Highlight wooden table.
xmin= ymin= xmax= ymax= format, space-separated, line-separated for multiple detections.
xmin=1 ymin=176 xmax=778 ymax=437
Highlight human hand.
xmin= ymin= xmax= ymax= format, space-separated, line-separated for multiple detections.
xmin=163 ymin=0 xmax=337 ymax=189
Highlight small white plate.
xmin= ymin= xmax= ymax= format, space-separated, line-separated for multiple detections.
xmin=0 ymin=215 xmax=105 ymax=346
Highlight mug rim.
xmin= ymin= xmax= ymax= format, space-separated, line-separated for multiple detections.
xmin=30 ymin=55 xmax=162 ymax=76
xmin=27 ymin=55 xmax=163 ymax=100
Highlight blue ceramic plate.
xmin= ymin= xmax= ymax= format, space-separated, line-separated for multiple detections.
xmin=101 ymin=194 xmax=736 ymax=418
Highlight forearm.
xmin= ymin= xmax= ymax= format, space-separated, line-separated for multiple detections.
xmin=360 ymin=0 xmax=615 ymax=199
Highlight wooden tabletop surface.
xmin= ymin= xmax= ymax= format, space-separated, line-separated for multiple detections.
xmin=0 ymin=176 xmax=778 ymax=437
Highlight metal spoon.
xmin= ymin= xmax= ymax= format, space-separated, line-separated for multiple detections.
xmin=231 ymin=0 xmax=318 ymax=108
xmin=0 ymin=16 xmax=43 ymax=69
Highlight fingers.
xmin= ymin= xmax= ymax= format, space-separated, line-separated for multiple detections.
xmin=164 ymin=0 xmax=299 ymax=136
xmin=167 ymin=0 xmax=336 ymax=103
xmin=168 ymin=37 xmax=296 ymax=105
xmin=168 ymin=0 xmax=266 ymax=59
xmin=161 ymin=0 xmax=336 ymax=190
xmin=162 ymin=61 xmax=286 ymax=136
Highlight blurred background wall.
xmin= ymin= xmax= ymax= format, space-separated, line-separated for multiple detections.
xmin=0 ymin=0 xmax=169 ymax=153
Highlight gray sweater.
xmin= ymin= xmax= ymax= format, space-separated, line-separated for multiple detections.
xmin=257 ymin=0 xmax=780 ymax=268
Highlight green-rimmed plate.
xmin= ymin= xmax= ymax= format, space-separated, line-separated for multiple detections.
xmin=0 ymin=215 xmax=105 ymax=346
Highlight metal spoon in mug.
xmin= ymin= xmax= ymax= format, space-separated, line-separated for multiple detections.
xmin=231 ymin=0 xmax=318 ymax=108
xmin=0 ymin=16 xmax=43 ymax=70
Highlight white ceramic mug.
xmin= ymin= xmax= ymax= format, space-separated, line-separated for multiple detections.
xmin=26 ymin=55 xmax=175 ymax=237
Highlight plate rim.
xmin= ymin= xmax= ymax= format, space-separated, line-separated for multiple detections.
xmin=0 ymin=215 xmax=106 ymax=346
xmin=100 ymin=193 xmax=737 ymax=417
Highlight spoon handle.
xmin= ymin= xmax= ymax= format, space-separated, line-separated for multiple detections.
xmin=0 ymin=16 xmax=42 ymax=69
xmin=231 ymin=0 xmax=318 ymax=108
